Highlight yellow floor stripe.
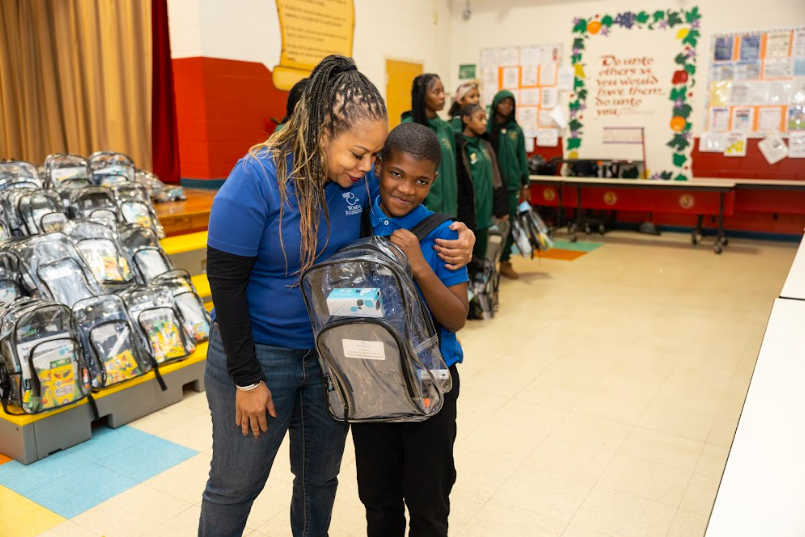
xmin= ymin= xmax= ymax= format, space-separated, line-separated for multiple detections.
xmin=0 ymin=486 xmax=64 ymax=537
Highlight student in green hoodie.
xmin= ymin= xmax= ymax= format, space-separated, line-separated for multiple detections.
xmin=447 ymin=80 xmax=480 ymax=133
xmin=455 ymin=104 xmax=508 ymax=260
xmin=401 ymin=74 xmax=458 ymax=217
xmin=487 ymin=90 xmax=530 ymax=280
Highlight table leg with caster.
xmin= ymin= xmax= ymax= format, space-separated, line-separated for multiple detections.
xmin=691 ymin=215 xmax=704 ymax=245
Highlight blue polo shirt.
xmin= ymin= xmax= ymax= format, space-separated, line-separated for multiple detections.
xmin=208 ymin=151 xmax=378 ymax=349
xmin=369 ymin=196 xmax=468 ymax=367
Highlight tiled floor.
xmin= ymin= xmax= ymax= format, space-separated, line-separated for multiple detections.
xmin=6 ymin=230 xmax=797 ymax=537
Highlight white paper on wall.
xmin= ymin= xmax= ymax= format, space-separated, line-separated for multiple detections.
xmin=502 ymin=67 xmax=519 ymax=90
xmin=540 ymin=63 xmax=558 ymax=86
xmin=521 ymin=46 xmax=540 ymax=66
xmin=549 ymin=107 xmax=567 ymax=129
xmin=763 ymin=58 xmax=793 ymax=79
xmin=758 ymin=133 xmax=788 ymax=164
xmin=536 ymin=128 xmax=559 ymax=147
xmin=500 ymin=47 xmax=520 ymax=67
xmin=521 ymin=65 xmax=538 ymax=87
xmin=731 ymin=107 xmax=754 ymax=132
xmin=766 ymin=31 xmax=793 ymax=59
xmin=789 ymin=132 xmax=805 ymax=157
xmin=557 ymin=67 xmax=574 ymax=91
xmin=520 ymin=88 xmax=540 ymax=106
xmin=539 ymin=110 xmax=556 ymax=127
xmin=768 ymin=81 xmax=792 ymax=105
xmin=699 ymin=132 xmax=728 ymax=152
xmin=524 ymin=137 xmax=535 ymax=153
xmin=758 ymin=107 xmax=783 ymax=132
xmin=540 ymin=87 xmax=558 ymax=109
xmin=709 ymin=107 xmax=730 ymax=132
xmin=724 ymin=133 xmax=748 ymax=157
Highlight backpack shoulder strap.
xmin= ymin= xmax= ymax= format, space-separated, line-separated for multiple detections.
xmin=409 ymin=213 xmax=455 ymax=242
xmin=360 ymin=206 xmax=373 ymax=238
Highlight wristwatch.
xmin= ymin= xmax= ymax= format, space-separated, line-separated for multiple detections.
xmin=236 ymin=381 xmax=263 ymax=392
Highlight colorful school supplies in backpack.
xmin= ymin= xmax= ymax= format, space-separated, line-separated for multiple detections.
xmin=73 ymin=294 xmax=153 ymax=389
xmin=65 ymin=219 xmax=137 ymax=292
xmin=301 ymin=214 xmax=453 ymax=423
xmin=122 ymin=285 xmax=196 ymax=365
xmin=152 ymin=270 xmax=211 ymax=344
xmin=118 ymin=223 xmax=173 ymax=284
xmin=0 ymin=298 xmax=91 ymax=414
xmin=13 ymin=232 xmax=103 ymax=307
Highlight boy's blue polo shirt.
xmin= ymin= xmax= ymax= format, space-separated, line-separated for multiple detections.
xmin=207 ymin=152 xmax=378 ymax=349
xmin=369 ymin=196 xmax=468 ymax=367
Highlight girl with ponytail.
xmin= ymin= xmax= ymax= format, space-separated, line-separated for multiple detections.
xmin=401 ymin=73 xmax=460 ymax=218
xmin=200 ymin=55 xmax=475 ymax=536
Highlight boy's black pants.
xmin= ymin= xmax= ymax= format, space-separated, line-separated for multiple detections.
xmin=351 ymin=365 xmax=460 ymax=537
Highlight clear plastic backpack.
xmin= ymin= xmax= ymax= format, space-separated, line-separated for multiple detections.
xmin=72 ymin=294 xmax=153 ymax=389
xmin=68 ymin=186 xmax=119 ymax=223
xmin=0 ymin=248 xmax=26 ymax=306
xmin=152 ymin=270 xmax=211 ymax=344
xmin=122 ymin=285 xmax=196 ymax=365
xmin=301 ymin=214 xmax=453 ymax=423
xmin=0 ymin=161 xmax=43 ymax=190
xmin=18 ymin=189 xmax=69 ymax=235
xmin=518 ymin=202 xmax=554 ymax=253
xmin=0 ymin=298 xmax=91 ymax=414
xmin=116 ymin=194 xmax=164 ymax=239
xmin=44 ymin=154 xmax=91 ymax=191
xmin=118 ymin=223 xmax=173 ymax=284
xmin=88 ymin=152 xmax=135 ymax=187
xmin=0 ymin=184 xmax=41 ymax=236
xmin=64 ymin=219 xmax=137 ymax=292
xmin=13 ymin=232 xmax=102 ymax=307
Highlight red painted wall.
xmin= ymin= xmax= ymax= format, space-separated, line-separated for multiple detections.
xmin=173 ymin=57 xmax=289 ymax=181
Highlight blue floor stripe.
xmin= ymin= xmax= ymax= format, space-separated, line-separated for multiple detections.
xmin=0 ymin=425 xmax=198 ymax=517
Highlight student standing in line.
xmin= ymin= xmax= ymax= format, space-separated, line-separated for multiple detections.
xmin=401 ymin=74 xmax=458 ymax=218
xmin=487 ymin=90 xmax=530 ymax=279
xmin=273 ymin=78 xmax=309 ymax=133
xmin=351 ymin=122 xmax=469 ymax=537
xmin=200 ymin=55 xmax=475 ymax=537
xmin=447 ymin=80 xmax=480 ymax=133
xmin=455 ymin=104 xmax=508 ymax=260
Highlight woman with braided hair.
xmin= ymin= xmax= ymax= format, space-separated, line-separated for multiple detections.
xmin=200 ymin=55 xmax=475 ymax=536
xmin=401 ymin=74 xmax=459 ymax=218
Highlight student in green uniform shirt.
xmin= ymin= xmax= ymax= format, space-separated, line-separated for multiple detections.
xmin=273 ymin=78 xmax=308 ymax=133
xmin=447 ymin=80 xmax=480 ymax=133
xmin=401 ymin=74 xmax=458 ymax=217
xmin=455 ymin=104 xmax=508 ymax=260
xmin=487 ymin=90 xmax=530 ymax=280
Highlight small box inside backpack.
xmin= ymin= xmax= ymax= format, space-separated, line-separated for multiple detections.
xmin=326 ymin=288 xmax=384 ymax=318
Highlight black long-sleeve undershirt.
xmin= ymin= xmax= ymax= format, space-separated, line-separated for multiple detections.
xmin=206 ymin=246 xmax=266 ymax=386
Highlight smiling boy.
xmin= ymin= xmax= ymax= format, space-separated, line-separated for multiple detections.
xmin=351 ymin=122 xmax=469 ymax=537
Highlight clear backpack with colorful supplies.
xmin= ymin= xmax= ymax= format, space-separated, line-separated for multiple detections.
xmin=72 ymin=294 xmax=153 ymax=389
xmin=13 ymin=232 xmax=102 ymax=307
xmin=301 ymin=213 xmax=453 ymax=423
xmin=44 ymin=154 xmax=91 ymax=191
xmin=0 ymin=183 xmax=41 ymax=236
xmin=121 ymin=285 xmax=196 ymax=365
xmin=115 ymin=193 xmax=164 ymax=239
xmin=18 ymin=189 xmax=69 ymax=235
xmin=118 ymin=223 xmax=173 ymax=284
xmin=0 ymin=298 xmax=91 ymax=414
xmin=152 ymin=270 xmax=211 ymax=344
xmin=68 ymin=186 xmax=119 ymax=223
xmin=88 ymin=152 xmax=135 ymax=187
xmin=64 ymin=219 xmax=137 ymax=292
xmin=0 ymin=248 xmax=26 ymax=306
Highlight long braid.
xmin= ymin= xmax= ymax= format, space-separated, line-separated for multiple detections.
xmin=411 ymin=74 xmax=439 ymax=125
xmin=249 ymin=55 xmax=387 ymax=278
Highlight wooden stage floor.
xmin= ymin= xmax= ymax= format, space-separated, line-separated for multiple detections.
xmin=155 ymin=188 xmax=217 ymax=236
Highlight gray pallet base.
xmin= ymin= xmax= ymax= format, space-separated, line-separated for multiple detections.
xmin=0 ymin=358 xmax=206 ymax=465
xmin=168 ymin=249 xmax=207 ymax=276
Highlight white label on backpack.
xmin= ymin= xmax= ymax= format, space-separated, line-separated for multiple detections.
xmin=342 ymin=339 xmax=385 ymax=361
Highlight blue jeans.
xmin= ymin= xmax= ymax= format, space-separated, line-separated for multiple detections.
xmin=199 ymin=327 xmax=349 ymax=537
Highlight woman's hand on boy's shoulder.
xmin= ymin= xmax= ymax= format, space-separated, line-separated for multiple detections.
xmin=390 ymin=229 xmax=428 ymax=275
xmin=433 ymin=222 xmax=475 ymax=270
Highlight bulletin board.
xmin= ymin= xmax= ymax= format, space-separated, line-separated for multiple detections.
xmin=703 ymin=27 xmax=805 ymax=138
xmin=478 ymin=44 xmax=570 ymax=148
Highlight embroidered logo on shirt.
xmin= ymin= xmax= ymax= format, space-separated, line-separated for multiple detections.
xmin=342 ymin=192 xmax=362 ymax=216
xmin=508 ymin=131 xmax=518 ymax=141
xmin=470 ymin=152 xmax=477 ymax=164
